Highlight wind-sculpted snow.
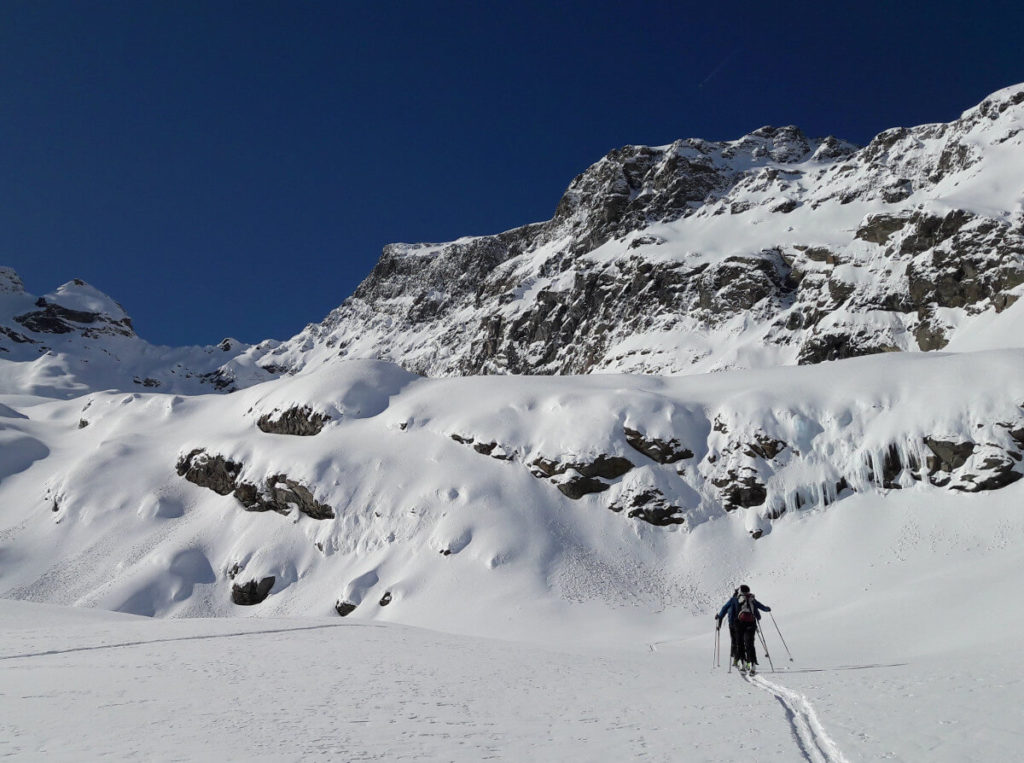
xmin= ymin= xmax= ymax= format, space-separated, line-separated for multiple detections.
xmin=1 ymin=351 xmax=1022 ymax=630
xmin=255 ymin=83 xmax=1024 ymax=378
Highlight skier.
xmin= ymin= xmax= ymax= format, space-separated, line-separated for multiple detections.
xmin=714 ymin=588 xmax=741 ymax=668
xmin=716 ymin=584 xmax=771 ymax=674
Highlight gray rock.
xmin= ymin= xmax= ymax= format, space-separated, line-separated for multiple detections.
xmin=176 ymin=449 xmax=242 ymax=496
xmin=953 ymin=455 xmax=1022 ymax=492
xmin=555 ymin=474 xmax=611 ymax=499
xmin=232 ymin=577 xmax=275 ymax=605
xmin=798 ymin=332 xmax=898 ymax=365
xmin=609 ymin=488 xmax=685 ymax=526
xmin=531 ymin=454 xmax=634 ymax=480
xmin=256 ymin=406 xmax=331 ymax=436
xmin=855 ymin=213 xmax=908 ymax=244
xmin=742 ymin=435 xmax=788 ymax=461
xmin=623 ymin=427 xmax=694 ymax=464
xmin=530 ymin=453 xmax=633 ymax=498
xmin=924 ymin=438 xmax=975 ymax=473
xmin=176 ymin=448 xmax=335 ymax=519
xmin=0 ymin=326 xmax=35 ymax=344
xmin=14 ymin=298 xmax=134 ymax=338
xmin=711 ymin=469 xmax=767 ymax=510
xmin=449 ymin=433 xmax=515 ymax=461
xmin=234 ymin=475 xmax=335 ymax=520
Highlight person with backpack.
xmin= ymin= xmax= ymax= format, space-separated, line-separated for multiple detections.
xmin=715 ymin=584 xmax=771 ymax=674
xmin=714 ymin=588 xmax=742 ymax=668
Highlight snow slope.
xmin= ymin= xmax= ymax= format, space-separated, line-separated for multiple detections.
xmin=1 ymin=350 xmax=1022 ymax=639
xmin=3 ymin=478 xmax=1023 ymax=761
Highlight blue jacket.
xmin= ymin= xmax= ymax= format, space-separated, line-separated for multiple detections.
xmin=717 ymin=594 xmax=771 ymax=625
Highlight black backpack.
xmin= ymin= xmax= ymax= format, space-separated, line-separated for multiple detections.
xmin=736 ymin=592 xmax=757 ymax=623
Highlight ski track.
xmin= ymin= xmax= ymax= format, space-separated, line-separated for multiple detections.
xmin=0 ymin=621 xmax=381 ymax=661
xmin=746 ymin=674 xmax=850 ymax=763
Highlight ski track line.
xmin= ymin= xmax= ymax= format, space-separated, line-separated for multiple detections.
xmin=0 ymin=621 xmax=383 ymax=661
xmin=747 ymin=674 xmax=850 ymax=763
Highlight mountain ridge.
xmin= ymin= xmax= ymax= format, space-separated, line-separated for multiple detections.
xmin=4 ymin=83 xmax=1023 ymax=393
xmin=1 ymin=86 xmax=1023 ymax=629
xmin=253 ymin=82 xmax=1024 ymax=378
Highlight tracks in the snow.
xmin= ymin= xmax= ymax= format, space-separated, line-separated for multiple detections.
xmin=745 ymin=674 xmax=850 ymax=763
xmin=0 ymin=622 xmax=381 ymax=661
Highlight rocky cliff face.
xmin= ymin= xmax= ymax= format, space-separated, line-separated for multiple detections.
xmin=258 ymin=84 xmax=1024 ymax=377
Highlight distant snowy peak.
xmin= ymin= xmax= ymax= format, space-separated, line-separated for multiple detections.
xmin=14 ymin=278 xmax=135 ymax=339
xmin=256 ymin=82 xmax=1024 ymax=377
xmin=43 ymin=278 xmax=132 ymax=323
xmin=0 ymin=266 xmax=25 ymax=294
xmin=0 ymin=269 xmax=279 ymax=397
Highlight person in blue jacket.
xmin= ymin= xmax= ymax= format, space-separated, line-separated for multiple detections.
xmin=715 ymin=587 xmax=741 ymax=668
xmin=715 ymin=584 xmax=771 ymax=673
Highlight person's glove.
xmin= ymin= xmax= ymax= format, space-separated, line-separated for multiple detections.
xmin=714 ymin=614 xmax=721 ymax=630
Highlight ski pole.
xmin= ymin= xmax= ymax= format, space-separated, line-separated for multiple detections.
xmin=714 ymin=627 xmax=720 ymax=668
xmin=769 ymin=613 xmax=794 ymax=661
xmin=755 ymin=620 xmax=775 ymax=673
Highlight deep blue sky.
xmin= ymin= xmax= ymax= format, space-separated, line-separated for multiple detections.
xmin=3 ymin=1 xmax=1022 ymax=346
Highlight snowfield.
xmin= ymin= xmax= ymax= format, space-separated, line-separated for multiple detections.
xmin=2 ymin=481 xmax=1023 ymax=761
xmin=2 ymin=350 xmax=1024 ymax=760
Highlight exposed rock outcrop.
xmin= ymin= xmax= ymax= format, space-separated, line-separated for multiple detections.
xmin=449 ymin=433 xmax=515 ymax=461
xmin=15 ymin=298 xmax=134 ymax=338
xmin=257 ymin=406 xmax=331 ymax=436
xmin=530 ymin=454 xmax=635 ymax=480
xmin=530 ymin=454 xmax=635 ymax=499
xmin=623 ymin=427 xmax=693 ymax=464
xmin=924 ymin=438 xmax=975 ymax=473
xmin=176 ymin=448 xmax=334 ymax=519
xmin=234 ymin=475 xmax=336 ymax=520
xmin=609 ymin=487 xmax=685 ymax=526
xmin=176 ymin=449 xmax=241 ymax=496
xmin=711 ymin=468 xmax=768 ymax=511
xmin=252 ymin=85 xmax=1024 ymax=379
xmin=232 ymin=576 xmax=275 ymax=605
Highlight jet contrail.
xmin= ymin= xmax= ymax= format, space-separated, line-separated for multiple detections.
xmin=698 ymin=47 xmax=740 ymax=88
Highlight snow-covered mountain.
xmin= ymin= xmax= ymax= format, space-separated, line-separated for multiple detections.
xmin=0 ymin=266 xmax=279 ymax=397
xmin=5 ymin=85 xmax=1024 ymax=759
xmin=5 ymin=84 xmax=1023 ymax=395
xmin=257 ymin=83 xmax=1024 ymax=377
xmin=2 ymin=83 xmax=1023 ymax=633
